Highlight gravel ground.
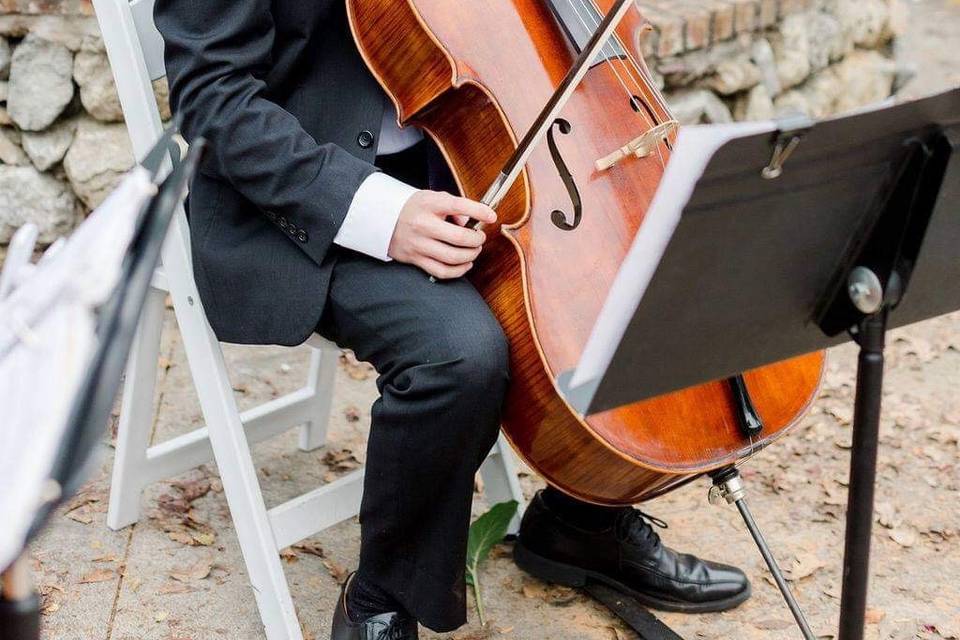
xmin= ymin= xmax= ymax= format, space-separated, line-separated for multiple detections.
xmin=28 ymin=2 xmax=960 ymax=639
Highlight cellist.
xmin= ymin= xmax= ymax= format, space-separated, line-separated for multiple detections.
xmin=153 ymin=0 xmax=751 ymax=638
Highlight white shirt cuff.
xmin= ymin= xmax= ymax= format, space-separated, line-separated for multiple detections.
xmin=334 ymin=172 xmax=417 ymax=261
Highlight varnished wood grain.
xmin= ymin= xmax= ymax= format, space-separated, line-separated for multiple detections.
xmin=347 ymin=0 xmax=825 ymax=505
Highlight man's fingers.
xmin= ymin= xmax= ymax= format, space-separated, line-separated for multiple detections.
xmin=417 ymin=256 xmax=473 ymax=280
xmin=421 ymin=239 xmax=482 ymax=266
xmin=432 ymin=194 xmax=497 ymax=225
xmin=428 ymin=217 xmax=486 ymax=248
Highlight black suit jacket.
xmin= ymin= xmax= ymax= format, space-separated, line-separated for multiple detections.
xmin=155 ymin=0 xmax=388 ymax=345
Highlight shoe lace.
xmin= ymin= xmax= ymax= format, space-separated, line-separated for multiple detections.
xmin=614 ymin=509 xmax=668 ymax=553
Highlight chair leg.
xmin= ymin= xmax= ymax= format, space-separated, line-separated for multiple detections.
xmin=480 ymin=434 xmax=526 ymax=535
xmin=107 ymin=285 xmax=166 ymax=530
xmin=298 ymin=346 xmax=337 ymax=452
xmin=163 ymin=216 xmax=303 ymax=640
xmin=179 ymin=322 xmax=302 ymax=640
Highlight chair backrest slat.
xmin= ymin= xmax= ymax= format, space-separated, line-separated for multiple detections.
xmin=129 ymin=0 xmax=166 ymax=81
xmin=93 ymin=0 xmax=164 ymax=160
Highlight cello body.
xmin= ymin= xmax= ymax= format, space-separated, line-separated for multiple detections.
xmin=347 ymin=0 xmax=825 ymax=505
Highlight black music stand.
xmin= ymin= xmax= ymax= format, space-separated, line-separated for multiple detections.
xmin=558 ymin=88 xmax=959 ymax=640
xmin=0 ymin=133 xmax=202 ymax=640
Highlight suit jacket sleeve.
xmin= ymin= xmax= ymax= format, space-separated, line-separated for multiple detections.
xmin=154 ymin=0 xmax=376 ymax=267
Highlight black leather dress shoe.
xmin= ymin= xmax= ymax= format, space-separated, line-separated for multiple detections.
xmin=331 ymin=576 xmax=418 ymax=640
xmin=514 ymin=491 xmax=751 ymax=613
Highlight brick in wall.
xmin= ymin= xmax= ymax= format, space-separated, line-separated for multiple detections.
xmin=0 ymin=0 xmax=91 ymax=16
xmin=709 ymin=1 xmax=736 ymax=42
xmin=758 ymin=0 xmax=778 ymax=27
xmin=731 ymin=0 xmax=758 ymax=34
xmin=639 ymin=5 xmax=686 ymax=58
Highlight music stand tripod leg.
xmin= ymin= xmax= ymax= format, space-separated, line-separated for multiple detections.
xmin=709 ymin=468 xmax=817 ymax=640
xmin=838 ymin=271 xmax=889 ymax=640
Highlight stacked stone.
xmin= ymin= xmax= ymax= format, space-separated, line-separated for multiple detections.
xmin=635 ymin=0 xmax=905 ymax=125
xmin=0 ymin=10 xmax=169 ymax=246
xmin=0 ymin=0 xmax=904 ymax=248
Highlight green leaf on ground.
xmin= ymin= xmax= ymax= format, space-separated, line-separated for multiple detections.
xmin=465 ymin=500 xmax=518 ymax=626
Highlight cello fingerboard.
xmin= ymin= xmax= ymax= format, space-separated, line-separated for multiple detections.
xmin=545 ymin=0 xmax=627 ymax=66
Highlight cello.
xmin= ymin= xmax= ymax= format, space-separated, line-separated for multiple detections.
xmin=347 ymin=0 xmax=825 ymax=505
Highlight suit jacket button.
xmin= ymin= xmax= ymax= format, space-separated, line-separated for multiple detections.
xmin=296 ymin=230 xmax=308 ymax=243
xmin=357 ymin=130 xmax=375 ymax=149
xmin=278 ymin=217 xmax=288 ymax=229
xmin=266 ymin=210 xmax=277 ymax=220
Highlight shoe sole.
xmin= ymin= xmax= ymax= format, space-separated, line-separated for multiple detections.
xmin=513 ymin=541 xmax=752 ymax=614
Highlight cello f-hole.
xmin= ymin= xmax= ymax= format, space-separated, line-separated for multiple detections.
xmin=547 ymin=118 xmax=583 ymax=231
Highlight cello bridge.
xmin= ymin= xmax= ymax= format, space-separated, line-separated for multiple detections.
xmin=595 ymin=119 xmax=678 ymax=172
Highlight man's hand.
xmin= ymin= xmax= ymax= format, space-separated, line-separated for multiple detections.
xmin=388 ymin=190 xmax=497 ymax=280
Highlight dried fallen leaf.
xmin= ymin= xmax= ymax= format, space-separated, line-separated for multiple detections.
xmin=166 ymin=531 xmax=195 ymax=546
xmin=874 ymin=501 xmax=900 ymax=529
xmin=171 ymin=477 xmax=212 ymax=502
xmin=822 ymin=583 xmax=842 ymax=600
xmin=63 ymin=491 xmax=103 ymax=514
xmin=156 ymin=493 xmax=191 ymax=515
xmin=889 ymin=527 xmax=917 ymax=548
xmin=825 ymin=403 xmax=854 ymax=426
xmin=157 ymin=582 xmax=199 ymax=595
xmin=781 ymin=552 xmax=825 ymax=582
xmin=91 ymin=555 xmax=121 ymax=564
xmin=752 ymin=619 xmax=793 ymax=630
xmin=521 ymin=581 xmax=546 ymax=599
xmin=169 ymin=558 xmax=214 ymax=582
xmin=280 ymin=548 xmax=299 ymax=564
xmin=864 ymin=608 xmax=886 ymax=625
xmin=323 ymin=558 xmax=351 ymax=585
xmin=343 ymin=405 xmax=362 ymax=423
xmin=79 ymin=568 xmax=115 ymax=584
xmin=519 ymin=579 xmax=577 ymax=606
xmin=323 ymin=449 xmax=362 ymax=473
xmin=40 ymin=601 xmax=60 ymax=615
xmin=65 ymin=509 xmax=94 ymax=524
xmin=292 ymin=541 xmax=326 ymax=558
xmin=191 ymin=531 xmax=216 ymax=547
xmin=340 ymin=350 xmax=375 ymax=381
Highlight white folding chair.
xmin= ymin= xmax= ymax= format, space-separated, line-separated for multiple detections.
xmin=92 ymin=1 xmax=526 ymax=638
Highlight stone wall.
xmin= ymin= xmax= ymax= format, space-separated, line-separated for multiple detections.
xmin=0 ymin=2 xmax=169 ymax=246
xmin=638 ymin=0 xmax=905 ymax=124
xmin=0 ymin=0 xmax=903 ymax=247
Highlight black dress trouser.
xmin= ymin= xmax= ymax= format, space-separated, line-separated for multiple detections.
xmin=315 ymin=142 xmax=509 ymax=631
xmin=317 ymin=143 xmax=622 ymax=631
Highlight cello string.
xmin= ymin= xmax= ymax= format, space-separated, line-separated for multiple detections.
xmin=585 ymin=0 xmax=673 ymax=119
xmin=574 ymin=0 xmax=655 ymax=113
xmin=563 ymin=0 xmax=645 ymax=116
xmin=567 ymin=0 xmax=669 ymax=168
xmin=566 ymin=0 xmax=652 ymax=117
xmin=571 ymin=0 xmax=669 ymax=166
xmin=574 ymin=0 xmax=672 ymax=122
